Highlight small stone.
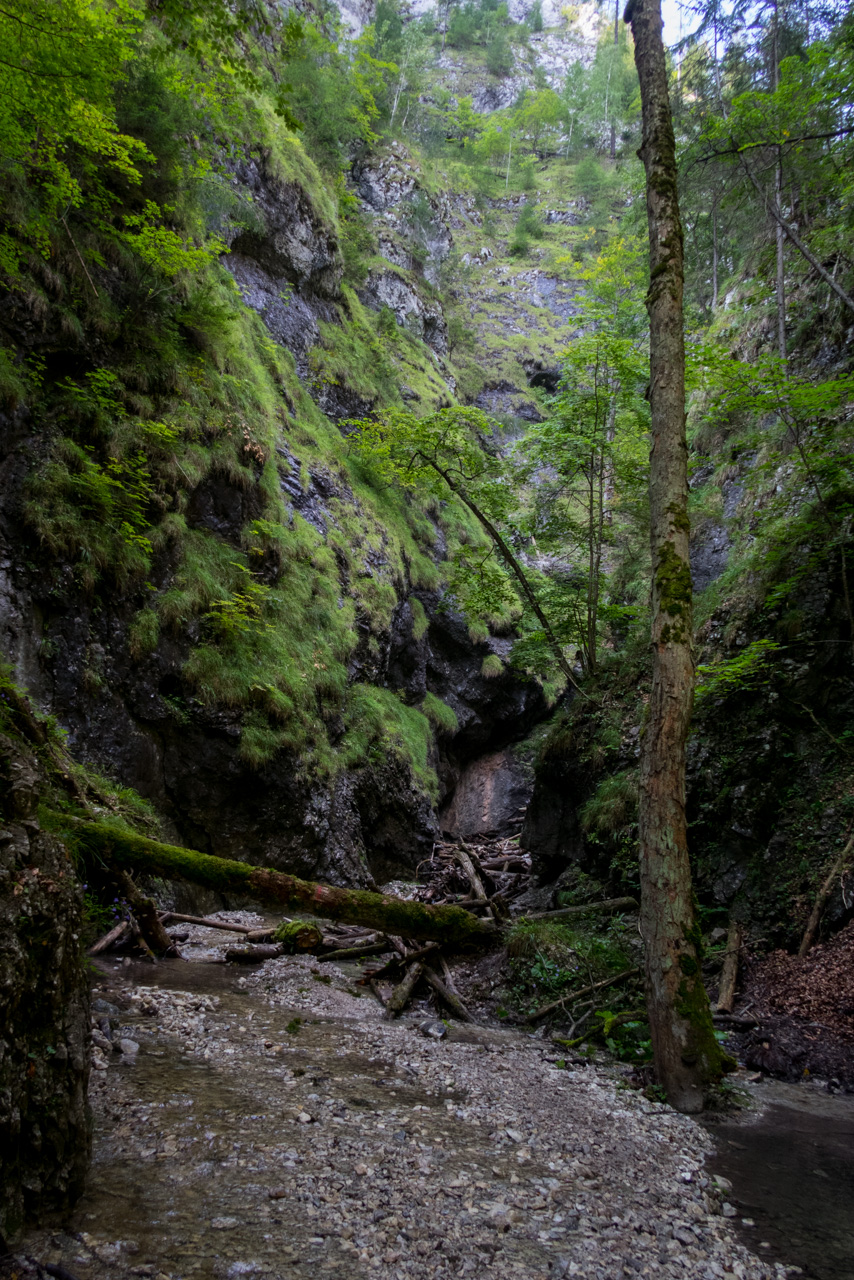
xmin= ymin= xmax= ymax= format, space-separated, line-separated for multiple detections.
xmin=419 ymin=1021 xmax=447 ymax=1039
xmin=297 ymin=1112 xmax=312 ymax=1124
xmin=721 ymin=1203 xmax=737 ymax=1218
xmin=211 ymin=1217 xmax=240 ymax=1230
xmin=90 ymin=1029 xmax=113 ymax=1055
xmin=117 ymin=1039 xmax=140 ymax=1057
xmin=354 ymin=1164 xmax=368 ymax=1175
xmin=92 ymin=999 xmax=121 ymax=1019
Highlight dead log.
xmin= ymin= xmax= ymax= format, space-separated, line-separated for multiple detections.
xmin=89 ymin=919 xmax=130 ymax=956
xmin=360 ymin=942 xmax=439 ymax=982
xmin=385 ymin=961 xmax=425 ymax=1019
xmin=422 ymin=966 xmax=477 ymax=1024
xmin=716 ymin=920 xmax=743 ymax=1014
xmin=453 ymin=846 xmax=488 ymax=902
xmin=523 ymin=897 xmax=638 ymax=922
xmin=273 ymin=921 xmax=324 ymax=952
xmin=225 ymin=944 xmax=283 ymax=964
xmin=527 ymin=967 xmax=640 ymax=1023
xmin=113 ymin=868 xmax=176 ymax=957
xmin=798 ymin=832 xmax=854 ymax=957
xmin=369 ymin=979 xmax=387 ymax=1009
xmin=52 ymin=815 xmax=497 ymax=946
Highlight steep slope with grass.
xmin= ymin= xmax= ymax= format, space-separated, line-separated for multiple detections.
xmin=1 ymin=0 xmax=621 ymax=888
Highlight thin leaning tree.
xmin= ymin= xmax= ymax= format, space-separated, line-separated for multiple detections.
xmin=623 ymin=0 xmax=733 ymax=1111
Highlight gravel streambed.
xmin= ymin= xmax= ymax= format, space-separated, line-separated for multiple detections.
xmin=23 ymin=913 xmax=801 ymax=1280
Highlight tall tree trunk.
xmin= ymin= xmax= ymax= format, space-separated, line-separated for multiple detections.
xmin=711 ymin=195 xmax=719 ymax=312
xmin=610 ymin=0 xmax=619 ymax=160
xmin=624 ymin=0 xmax=732 ymax=1112
xmin=772 ymin=6 xmax=787 ymax=365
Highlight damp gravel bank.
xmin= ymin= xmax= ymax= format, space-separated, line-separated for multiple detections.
xmin=21 ymin=913 xmax=801 ymax=1280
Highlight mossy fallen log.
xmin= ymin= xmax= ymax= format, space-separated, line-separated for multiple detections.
xmin=50 ymin=814 xmax=497 ymax=946
xmin=272 ymin=920 xmax=324 ymax=952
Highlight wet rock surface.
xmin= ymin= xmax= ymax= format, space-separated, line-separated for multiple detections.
xmin=0 ymin=735 xmax=90 ymax=1238
xmin=18 ymin=916 xmax=796 ymax=1280
xmin=439 ymin=749 xmax=530 ymax=840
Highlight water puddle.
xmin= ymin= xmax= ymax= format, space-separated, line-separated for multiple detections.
xmin=706 ymin=1081 xmax=854 ymax=1279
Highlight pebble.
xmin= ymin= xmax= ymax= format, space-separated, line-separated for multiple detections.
xmin=26 ymin=911 xmax=797 ymax=1280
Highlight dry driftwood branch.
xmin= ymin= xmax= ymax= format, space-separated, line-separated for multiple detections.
xmin=55 ymin=815 xmax=497 ymax=946
xmin=159 ymin=912 xmax=256 ymax=935
xmin=527 ymin=967 xmax=641 ymax=1023
xmin=360 ymin=942 xmax=439 ymax=982
xmin=318 ymin=940 xmax=391 ymax=963
xmin=713 ymin=1013 xmax=759 ymax=1031
xmin=400 ymin=941 xmax=440 ymax=964
xmin=422 ymin=966 xmax=478 ymax=1024
xmin=715 ymin=920 xmax=743 ymax=1014
xmin=89 ymin=919 xmax=130 ymax=956
xmin=523 ymin=897 xmax=638 ymax=922
xmin=113 ymin=868 xmax=176 ymax=957
xmin=385 ymin=961 xmax=425 ymax=1019
xmin=454 ymin=846 xmax=488 ymax=902
xmin=225 ymin=944 xmax=283 ymax=964
xmin=798 ymin=832 xmax=854 ymax=957
xmin=369 ymin=979 xmax=387 ymax=1009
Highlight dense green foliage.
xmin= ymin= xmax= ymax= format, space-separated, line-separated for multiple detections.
xmin=2 ymin=0 xmax=854 ymax=957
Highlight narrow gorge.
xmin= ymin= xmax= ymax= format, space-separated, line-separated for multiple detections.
xmin=1 ymin=0 xmax=853 ymax=1276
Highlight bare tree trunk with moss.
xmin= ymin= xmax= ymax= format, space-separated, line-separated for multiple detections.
xmin=772 ymin=2 xmax=787 ymax=366
xmin=52 ymin=814 xmax=496 ymax=946
xmin=625 ymin=0 xmax=732 ymax=1112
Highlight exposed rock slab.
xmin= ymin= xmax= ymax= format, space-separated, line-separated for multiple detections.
xmin=439 ymin=748 xmax=529 ymax=839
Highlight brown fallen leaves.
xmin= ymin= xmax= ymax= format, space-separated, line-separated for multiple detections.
xmin=748 ymin=919 xmax=854 ymax=1041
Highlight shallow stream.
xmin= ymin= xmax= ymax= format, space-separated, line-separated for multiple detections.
xmin=707 ymin=1081 xmax=854 ymax=1280
xmin=20 ymin=920 xmax=834 ymax=1280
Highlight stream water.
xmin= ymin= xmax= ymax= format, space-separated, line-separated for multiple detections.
xmin=707 ymin=1081 xmax=854 ymax=1280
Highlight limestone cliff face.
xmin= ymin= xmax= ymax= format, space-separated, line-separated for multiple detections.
xmin=224 ymin=157 xmax=344 ymax=382
xmin=0 ymin=734 xmax=90 ymax=1239
xmin=0 ymin=151 xmax=545 ymax=888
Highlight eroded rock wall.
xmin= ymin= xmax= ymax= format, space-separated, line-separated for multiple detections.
xmin=0 ymin=734 xmax=90 ymax=1240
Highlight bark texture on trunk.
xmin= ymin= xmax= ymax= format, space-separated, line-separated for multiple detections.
xmin=51 ymin=815 xmax=497 ymax=946
xmin=625 ymin=0 xmax=732 ymax=1112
